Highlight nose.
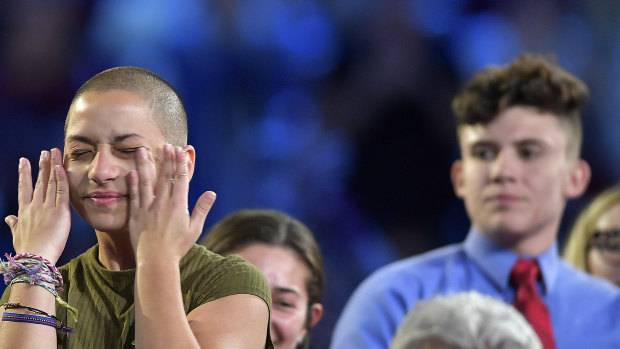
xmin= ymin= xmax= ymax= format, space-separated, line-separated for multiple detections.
xmin=489 ymin=149 xmax=517 ymax=183
xmin=88 ymin=148 xmax=121 ymax=184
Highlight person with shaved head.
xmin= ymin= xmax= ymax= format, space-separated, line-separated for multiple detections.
xmin=0 ymin=67 xmax=273 ymax=349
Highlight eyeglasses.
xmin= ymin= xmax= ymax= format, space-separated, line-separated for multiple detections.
xmin=589 ymin=229 xmax=620 ymax=252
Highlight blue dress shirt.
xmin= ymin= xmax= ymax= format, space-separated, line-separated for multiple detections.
xmin=330 ymin=228 xmax=620 ymax=349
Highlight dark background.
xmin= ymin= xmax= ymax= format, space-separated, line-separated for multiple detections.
xmin=1 ymin=1 xmax=619 ymax=347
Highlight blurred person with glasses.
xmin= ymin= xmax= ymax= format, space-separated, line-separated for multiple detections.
xmin=564 ymin=184 xmax=620 ymax=286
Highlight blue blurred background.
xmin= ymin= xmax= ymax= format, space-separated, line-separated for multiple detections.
xmin=1 ymin=1 xmax=620 ymax=346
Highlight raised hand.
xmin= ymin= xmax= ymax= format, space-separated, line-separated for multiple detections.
xmin=128 ymin=144 xmax=216 ymax=263
xmin=4 ymin=148 xmax=71 ymax=265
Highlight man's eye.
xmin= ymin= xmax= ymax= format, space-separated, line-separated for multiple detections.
xmin=519 ymin=147 xmax=540 ymax=160
xmin=472 ymin=148 xmax=496 ymax=161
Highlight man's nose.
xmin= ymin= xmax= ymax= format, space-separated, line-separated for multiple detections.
xmin=489 ymin=150 xmax=518 ymax=182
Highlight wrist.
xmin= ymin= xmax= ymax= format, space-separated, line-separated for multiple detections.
xmin=13 ymin=248 xmax=59 ymax=266
xmin=135 ymin=245 xmax=183 ymax=267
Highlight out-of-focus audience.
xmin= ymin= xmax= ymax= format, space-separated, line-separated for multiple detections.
xmin=330 ymin=53 xmax=620 ymax=349
xmin=201 ymin=209 xmax=324 ymax=349
xmin=390 ymin=291 xmax=541 ymax=349
xmin=563 ymin=184 xmax=620 ymax=286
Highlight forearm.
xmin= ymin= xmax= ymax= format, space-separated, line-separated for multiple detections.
xmin=0 ymin=283 xmax=57 ymax=349
xmin=134 ymin=258 xmax=199 ymax=349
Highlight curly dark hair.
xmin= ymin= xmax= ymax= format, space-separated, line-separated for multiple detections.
xmin=452 ymin=53 xmax=589 ymax=157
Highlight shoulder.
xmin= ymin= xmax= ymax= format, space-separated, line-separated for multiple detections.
xmin=180 ymin=245 xmax=271 ymax=306
xmin=358 ymin=243 xmax=466 ymax=296
xmin=181 ymin=245 xmax=265 ymax=284
xmin=555 ymin=259 xmax=620 ymax=300
xmin=331 ymin=244 xmax=466 ymax=349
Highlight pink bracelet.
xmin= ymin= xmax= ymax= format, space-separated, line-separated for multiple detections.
xmin=12 ymin=253 xmax=64 ymax=288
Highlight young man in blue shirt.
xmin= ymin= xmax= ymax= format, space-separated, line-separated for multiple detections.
xmin=331 ymin=54 xmax=620 ymax=349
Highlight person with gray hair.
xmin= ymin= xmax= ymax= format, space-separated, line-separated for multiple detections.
xmin=390 ymin=291 xmax=541 ymax=349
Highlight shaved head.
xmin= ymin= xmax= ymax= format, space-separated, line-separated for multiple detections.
xmin=66 ymin=67 xmax=188 ymax=146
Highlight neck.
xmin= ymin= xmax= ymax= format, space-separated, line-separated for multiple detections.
xmin=476 ymin=223 xmax=558 ymax=256
xmin=95 ymin=230 xmax=136 ymax=270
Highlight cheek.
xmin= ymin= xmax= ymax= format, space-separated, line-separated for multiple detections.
xmin=271 ymin=309 xmax=308 ymax=338
xmin=65 ymin=168 xmax=84 ymax=195
xmin=586 ymin=249 xmax=605 ymax=276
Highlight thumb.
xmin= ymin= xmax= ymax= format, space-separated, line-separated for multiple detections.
xmin=189 ymin=191 xmax=216 ymax=237
xmin=5 ymin=215 xmax=18 ymax=232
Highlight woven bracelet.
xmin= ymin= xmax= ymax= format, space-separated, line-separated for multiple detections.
xmin=9 ymin=277 xmax=78 ymax=322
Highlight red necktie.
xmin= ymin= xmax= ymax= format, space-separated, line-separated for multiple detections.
xmin=510 ymin=259 xmax=556 ymax=349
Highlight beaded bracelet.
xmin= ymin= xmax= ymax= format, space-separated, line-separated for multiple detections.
xmin=2 ymin=312 xmax=75 ymax=335
xmin=1 ymin=302 xmax=74 ymax=335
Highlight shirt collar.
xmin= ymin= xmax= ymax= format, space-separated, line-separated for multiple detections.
xmin=463 ymin=227 xmax=559 ymax=294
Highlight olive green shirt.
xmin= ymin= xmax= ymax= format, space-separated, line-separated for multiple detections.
xmin=1 ymin=244 xmax=274 ymax=348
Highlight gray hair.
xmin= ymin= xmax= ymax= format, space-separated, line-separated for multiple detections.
xmin=390 ymin=291 xmax=542 ymax=349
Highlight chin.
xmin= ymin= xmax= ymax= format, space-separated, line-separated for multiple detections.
xmin=83 ymin=213 xmax=129 ymax=234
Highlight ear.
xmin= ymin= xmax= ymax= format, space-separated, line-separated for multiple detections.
xmin=564 ymin=159 xmax=591 ymax=199
xmin=450 ymin=160 xmax=465 ymax=199
xmin=309 ymin=303 xmax=323 ymax=327
xmin=183 ymin=145 xmax=196 ymax=181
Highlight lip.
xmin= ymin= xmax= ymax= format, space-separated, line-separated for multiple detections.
xmin=486 ymin=194 xmax=522 ymax=205
xmin=85 ymin=191 xmax=126 ymax=206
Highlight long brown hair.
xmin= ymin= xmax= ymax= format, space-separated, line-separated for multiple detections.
xmin=200 ymin=209 xmax=324 ymax=348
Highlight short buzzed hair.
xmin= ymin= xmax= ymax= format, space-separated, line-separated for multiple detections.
xmin=65 ymin=67 xmax=188 ymax=146
xmin=452 ymin=53 xmax=589 ymax=158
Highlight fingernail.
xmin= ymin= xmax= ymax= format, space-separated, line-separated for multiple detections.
xmin=18 ymin=158 xmax=24 ymax=168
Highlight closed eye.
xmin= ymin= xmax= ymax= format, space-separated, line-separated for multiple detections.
xmin=69 ymin=150 xmax=92 ymax=160
xmin=118 ymin=147 xmax=140 ymax=154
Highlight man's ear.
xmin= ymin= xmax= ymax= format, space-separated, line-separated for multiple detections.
xmin=564 ymin=159 xmax=591 ymax=199
xmin=183 ymin=145 xmax=196 ymax=181
xmin=450 ymin=160 xmax=465 ymax=199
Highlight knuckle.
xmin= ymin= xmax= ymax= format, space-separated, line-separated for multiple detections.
xmin=128 ymin=192 xmax=139 ymax=201
xmin=195 ymin=203 xmax=209 ymax=214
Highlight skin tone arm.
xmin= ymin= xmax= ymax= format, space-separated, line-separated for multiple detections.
xmin=131 ymin=145 xmax=269 ymax=348
xmin=0 ymin=148 xmax=71 ymax=349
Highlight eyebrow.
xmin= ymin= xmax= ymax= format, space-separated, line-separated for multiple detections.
xmin=272 ymin=286 xmax=301 ymax=297
xmin=66 ymin=133 xmax=144 ymax=145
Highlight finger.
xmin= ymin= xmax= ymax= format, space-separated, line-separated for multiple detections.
xmin=32 ymin=150 xmax=51 ymax=203
xmin=155 ymin=144 xmax=175 ymax=199
xmin=45 ymin=152 xmax=58 ymax=207
xmin=51 ymin=149 xmax=70 ymax=208
xmin=189 ymin=191 xmax=216 ymax=238
xmin=17 ymin=157 xmax=33 ymax=208
xmin=53 ymin=165 xmax=69 ymax=207
xmin=5 ymin=215 xmax=18 ymax=233
xmin=135 ymin=147 xmax=154 ymax=208
xmin=171 ymin=147 xmax=190 ymax=202
xmin=128 ymin=170 xmax=140 ymax=212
